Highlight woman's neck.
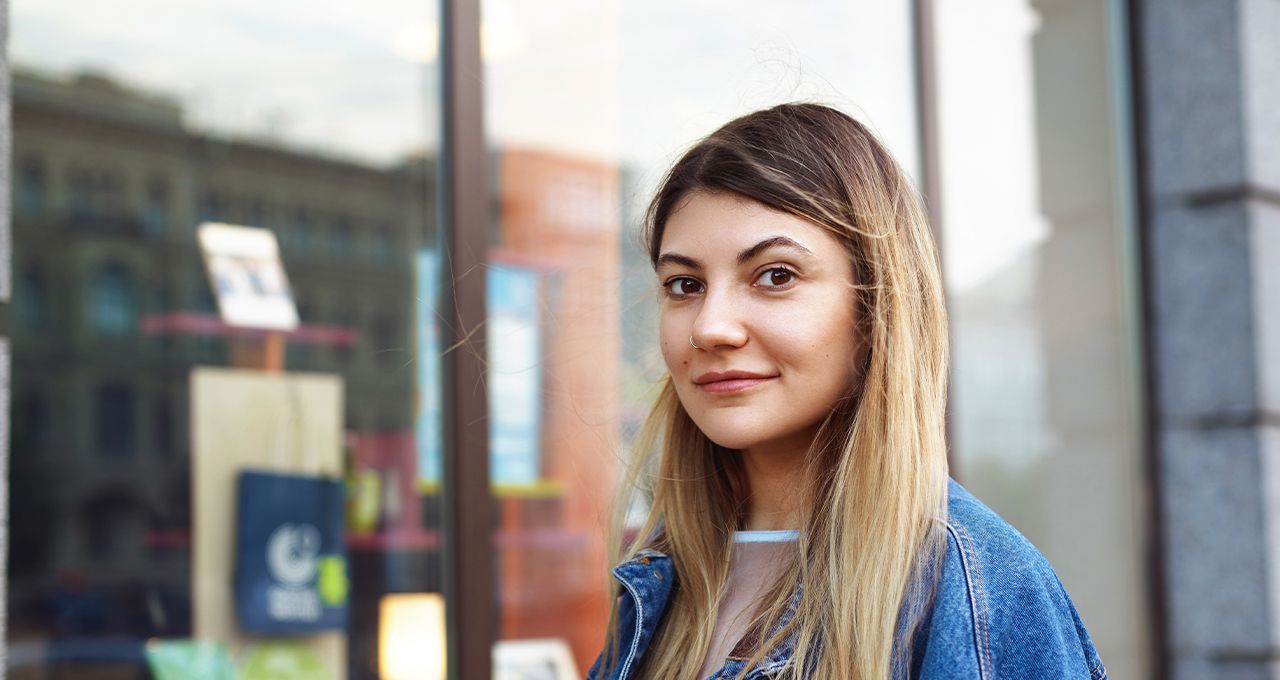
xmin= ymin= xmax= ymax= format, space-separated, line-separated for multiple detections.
xmin=740 ymin=440 xmax=809 ymax=531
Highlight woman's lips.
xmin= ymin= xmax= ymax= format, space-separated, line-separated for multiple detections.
xmin=692 ymin=370 xmax=778 ymax=394
xmin=698 ymin=377 xmax=774 ymax=393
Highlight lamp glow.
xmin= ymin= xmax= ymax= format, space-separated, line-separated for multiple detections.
xmin=379 ymin=593 xmax=446 ymax=680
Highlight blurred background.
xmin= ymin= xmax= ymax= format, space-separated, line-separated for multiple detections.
xmin=0 ymin=0 xmax=1272 ymax=679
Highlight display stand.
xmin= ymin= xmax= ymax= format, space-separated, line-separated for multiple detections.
xmin=191 ymin=223 xmax=345 ymax=677
xmin=191 ymin=336 xmax=347 ymax=679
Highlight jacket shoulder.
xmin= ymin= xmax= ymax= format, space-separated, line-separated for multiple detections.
xmin=919 ymin=480 xmax=1107 ymax=680
xmin=944 ymin=479 xmax=1057 ymax=580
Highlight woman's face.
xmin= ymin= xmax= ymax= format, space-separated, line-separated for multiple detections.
xmin=656 ymin=190 xmax=862 ymax=454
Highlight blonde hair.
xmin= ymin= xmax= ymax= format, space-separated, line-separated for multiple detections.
xmin=602 ymin=103 xmax=950 ymax=679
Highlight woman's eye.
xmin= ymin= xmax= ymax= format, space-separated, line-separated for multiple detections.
xmin=663 ymin=277 xmax=704 ymax=297
xmin=755 ymin=267 xmax=796 ymax=288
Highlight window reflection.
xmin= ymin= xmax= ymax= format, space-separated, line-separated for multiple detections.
xmin=14 ymin=265 xmax=49 ymax=332
xmin=95 ymin=383 xmax=137 ymax=457
xmin=89 ymin=264 xmax=137 ymax=336
xmin=480 ymin=1 xmax=919 ymax=673
xmin=143 ymin=176 xmax=171 ymax=235
xmin=8 ymin=0 xmax=442 ymax=674
xmin=934 ymin=1 xmax=1148 ymax=677
xmin=17 ymin=156 xmax=46 ymax=218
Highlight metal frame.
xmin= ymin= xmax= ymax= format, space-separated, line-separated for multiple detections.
xmin=911 ymin=0 xmax=956 ymax=474
xmin=1 ymin=1 xmax=11 ymax=675
xmin=1121 ymin=0 xmax=1170 ymax=676
xmin=912 ymin=0 xmax=943 ymax=253
xmin=439 ymin=0 xmax=493 ymax=677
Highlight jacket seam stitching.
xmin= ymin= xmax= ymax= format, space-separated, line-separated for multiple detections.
xmin=947 ymin=521 xmax=991 ymax=680
xmin=1090 ymin=659 xmax=1106 ymax=680
xmin=958 ymin=523 xmax=994 ymax=675
xmin=614 ymin=570 xmax=646 ymax=680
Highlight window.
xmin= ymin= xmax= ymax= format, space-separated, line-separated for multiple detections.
xmin=333 ymin=217 xmax=354 ymax=259
xmin=197 ymin=190 xmax=226 ymax=228
xmin=84 ymin=497 xmax=134 ymax=560
xmin=287 ymin=209 xmax=311 ymax=257
xmin=98 ymin=169 xmax=126 ymax=218
xmin=88 ymin=263 xmax=136 ymax=336
xmin=14 ymin=390 xmax=49 ymax=453
xmin=18 ymin=156 xmax=47 ymax=218
xmin=934 ymin=1 xmax=1148 ymax=675
xmin=95 ymin=382 xmax=137 ymax=457
xmin=153 ymin=397 xmax=172 ymax=457
xmin=68 ymin=166 xmax=93 ymax=218
xmin=143 ymin=176 xmax=170 ymax=235
xmin=10 ymin=3 xmax=445 ymax=675
xmin=368 ymin=229 xmax=392 ymax=264
xmin=15 ymin=264 xmax=50 ymax=332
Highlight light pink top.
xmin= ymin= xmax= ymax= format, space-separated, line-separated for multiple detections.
xmin=697 ymin=530 xmax=799 ymax=678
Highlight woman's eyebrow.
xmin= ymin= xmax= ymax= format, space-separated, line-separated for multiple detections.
xmin=736 ymin=236 xmax=814 ymax=264
xmin=656 ymin=236 xmax=814 ymax=271
xmin=654 ymin=252 xmax=701 ymax=270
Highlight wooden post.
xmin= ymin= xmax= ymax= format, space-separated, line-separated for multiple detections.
xmin=230 ymin=331 xmax=286 ymax=373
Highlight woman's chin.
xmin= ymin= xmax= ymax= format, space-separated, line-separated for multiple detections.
xmin=695 ymin=426 xmax=768 ymax=452
xmin=691 ymin=416 xmax=820 ymax=455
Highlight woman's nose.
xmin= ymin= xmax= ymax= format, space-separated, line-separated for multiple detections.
xmin=690 ymin=289 xmax=748 ymax=351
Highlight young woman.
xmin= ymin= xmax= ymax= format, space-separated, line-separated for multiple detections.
xmin=588 ymin=104 xmax=1107 ymax=680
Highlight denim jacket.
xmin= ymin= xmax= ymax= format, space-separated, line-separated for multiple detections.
xmin=587 ymin=479 xmax=1107 ymax=679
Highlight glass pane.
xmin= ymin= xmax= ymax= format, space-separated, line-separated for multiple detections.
xmin=7 ymin=3 xmax=446 ymax=679
xmin=935 ymin=1 xmax=1149 ymax=677
xmin=480 ymin=1 xmax=919 ymax=675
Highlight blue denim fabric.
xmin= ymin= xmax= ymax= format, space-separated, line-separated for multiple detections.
xmin=587 ymin=479 xmax=1107 ymax=679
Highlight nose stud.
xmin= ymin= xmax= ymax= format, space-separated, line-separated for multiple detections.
xmin=689 ymin=336 xmax=703 ymax=351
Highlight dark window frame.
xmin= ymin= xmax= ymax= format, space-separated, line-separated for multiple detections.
xmin=440 ymin=1 xmax=493 ymax=677
xmin=94 ymin=382 xmax=137 ymax=458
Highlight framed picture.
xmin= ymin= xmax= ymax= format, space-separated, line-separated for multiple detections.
xmin=198 ymin=222 xmax=299 ymax=330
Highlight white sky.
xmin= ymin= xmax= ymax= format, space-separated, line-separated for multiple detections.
xmin=934 ymin=0 xmax=1049 ymax=293
xmin=12 ymin=0 xmax=442 ymax=165
xmin=13 ymin=0 xmax=1046 ymax=293
xmin=12 ymin=0 xmax=917 ymax=169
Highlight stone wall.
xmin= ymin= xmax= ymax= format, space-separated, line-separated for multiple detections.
xmin=1141 ymin=0 xmax=1280 ymax=677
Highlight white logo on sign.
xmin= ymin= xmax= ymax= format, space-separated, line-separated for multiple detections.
xmin=266 ymin=523 xmax=320 ymax=586
xmin=265 ymin=523 xmax=324 ymax=622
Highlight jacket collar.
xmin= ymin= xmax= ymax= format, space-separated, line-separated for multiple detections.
xmin=611 ymin=547 xmax=803 ymax=679
xmin=608 ymin=549 xmax=675 ymax=680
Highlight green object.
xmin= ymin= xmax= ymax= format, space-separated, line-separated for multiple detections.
xmin=145 ymin=639 xmax=237 ymax=680
xmin=345 ymin=470 xmax=381 ymax=535
xmin=317 ymin=554 xmax=349 ymax=607
xmin=240 ymin=642 xmax=329 ymax=680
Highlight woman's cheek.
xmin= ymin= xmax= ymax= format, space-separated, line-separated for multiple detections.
xmin=658 ymin=333 xmax=687 ymax=376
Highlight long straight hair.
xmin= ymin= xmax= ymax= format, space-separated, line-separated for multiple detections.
xmin=601 ymin=103 xmax=951 ymax=679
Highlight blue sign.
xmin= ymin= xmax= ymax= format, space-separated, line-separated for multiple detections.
xmin=415 ymin=250 xmax=444 ymax=485
xmin=415 ymin=253 xmax=544 ymax=486
xmin=234 ymin=470 xmax=348 ymax=634
xmin=486 ymin=263 xmax=542 ymax=485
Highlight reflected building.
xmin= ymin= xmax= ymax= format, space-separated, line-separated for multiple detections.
xmin=491 ymin=147 xmax=620 ymax=671
xmin=7 ymin=67 xmax=430 ymax=678
xmin=8 ymin=66 xmax=631 ymax=678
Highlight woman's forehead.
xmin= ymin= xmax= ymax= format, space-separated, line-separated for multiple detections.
xmin=658 ymin=191 xmax=845 ymax=262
